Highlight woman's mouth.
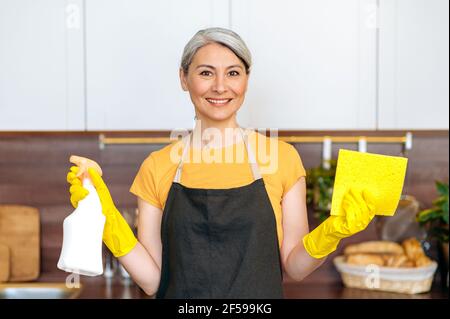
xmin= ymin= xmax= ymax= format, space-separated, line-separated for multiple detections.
xmin=205 ymin=98 xmax=232 ymax=106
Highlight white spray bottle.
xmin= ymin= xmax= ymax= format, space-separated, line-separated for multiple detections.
xmin=57 ymin=155 xmax=106 ymax=276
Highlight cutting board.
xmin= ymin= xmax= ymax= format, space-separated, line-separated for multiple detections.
xmin=0 ymin=205 xmax=40 ymax=281
xmin=0 ymin=244 xmax=9 ymax=282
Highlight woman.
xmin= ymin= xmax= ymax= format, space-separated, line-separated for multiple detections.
xmin=67 ymin=27 xmax=376 ymax=298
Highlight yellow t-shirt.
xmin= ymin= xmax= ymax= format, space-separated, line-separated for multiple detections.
xmin=129 ymin=130 xmax=306 ymax=247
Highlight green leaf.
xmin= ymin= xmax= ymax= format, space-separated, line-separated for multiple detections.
xmin=436 ymin=181 xmax=449 ymax=197
xmin=417 ymin=209 xmax=440 ymax=223
xmin=432 ymin=196 xmax=447 ymax=207
xmin=442 ymin=201 xmax=449 ymax=224
xmin=306 ymin=160 xmax=337 ymax=221
xmin=442 ymin=198 xmax=449 ymax=213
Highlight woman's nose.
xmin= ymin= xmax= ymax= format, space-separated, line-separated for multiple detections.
xmin=211 ymin=75 xmax=227 ymax=93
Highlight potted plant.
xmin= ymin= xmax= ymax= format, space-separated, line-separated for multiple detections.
xmin=416 ymin=181 xmax=449 ymax=287
xmin=306 ymin=159 xmax=337 ymax=222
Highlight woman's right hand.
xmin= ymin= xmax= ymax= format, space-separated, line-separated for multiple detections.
xmin=65 ymin=165 xmax=160 ymax=295
xmin=67 ymin=165 xmax=120 ymax=218
xmin=65 ymin=165 xmax=138 ymax=257
xmin=66 ymin=166 xmax=89 ymax=208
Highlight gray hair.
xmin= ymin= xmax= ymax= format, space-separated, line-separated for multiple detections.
xmin=181 ymin=27 xmax=252 ymax=75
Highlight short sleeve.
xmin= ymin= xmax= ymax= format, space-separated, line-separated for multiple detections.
xmin=282 ymin=144 xmax=307 ymax=197
xmin=129 ymin=154 xmax=162 ymax=209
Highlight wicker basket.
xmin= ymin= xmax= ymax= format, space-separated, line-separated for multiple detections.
xmin=333 ymin=256 xmax=438 ymax=294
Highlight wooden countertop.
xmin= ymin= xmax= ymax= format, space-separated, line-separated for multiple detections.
xmin=35 ymin=272 xmax=448 ymax=299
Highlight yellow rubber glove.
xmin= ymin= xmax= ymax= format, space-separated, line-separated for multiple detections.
xmin=66 ymin=166 xmax=138 ymax=257
xmin=302 ymin=188 xmax=377 ymax=259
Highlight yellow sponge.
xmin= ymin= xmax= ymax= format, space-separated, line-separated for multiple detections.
xmin=330 ymin=149 xmax=408 ymax=216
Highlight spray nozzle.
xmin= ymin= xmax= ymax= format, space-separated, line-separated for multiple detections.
xmin=69 ymin=155 xmax=103 ymax=180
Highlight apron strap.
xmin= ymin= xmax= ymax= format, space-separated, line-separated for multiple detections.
xmin=174 ymin=133 xmax=191 ymax=183
xmin=241 ymin=127 xmax=262 ymax=180
xmin=173 ymin=127 xmax=262 ymax=183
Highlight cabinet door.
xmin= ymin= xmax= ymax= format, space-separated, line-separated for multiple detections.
xmin=231 ymin=0 xmax=378 ymax=130
xmin=86 ymin=0 xmax=235 ymax=130
xmin=0 ymin=0 xmax=85 ymax=131
xmin=378 ymin=0 xmax=449 ymax=129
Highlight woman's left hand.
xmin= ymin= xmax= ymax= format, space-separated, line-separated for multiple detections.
xmin=302 ymin=188 xmax=377 ymax=259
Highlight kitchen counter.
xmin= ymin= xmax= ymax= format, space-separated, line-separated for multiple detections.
xmin=36 ymin=273 xmax=448 ymax=299
xmin=283 ymin=281 xmax=448 ymax=299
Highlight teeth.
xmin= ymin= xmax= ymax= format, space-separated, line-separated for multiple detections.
xmin=206 ymin=98 xmax=231 ymax=104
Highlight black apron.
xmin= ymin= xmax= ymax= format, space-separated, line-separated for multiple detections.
xmin=156 ymin=128 xmax=284 ymax=299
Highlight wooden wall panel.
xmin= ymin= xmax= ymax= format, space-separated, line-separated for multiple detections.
xmin=0 ymin=131 xmax=448 ymax=283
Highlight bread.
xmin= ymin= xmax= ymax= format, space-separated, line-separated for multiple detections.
xmin=384 ymin=254 xmax=409 ymax=267
xmin=343 ymin=238 xmax=434 ymax=268
xmin=400 ymin=260 xmax=415 ymax=268
xmin=346 ymin=254 xmax=385 ymax=266
xmin=402 ymin=237 xmax=425 ymax=260
xmin=344 ymin=241 xmax=404 ymax=255
xmin=414 ymin=254 xmax=433 ymax=267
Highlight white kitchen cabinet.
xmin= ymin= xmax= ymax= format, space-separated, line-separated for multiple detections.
xmin=231 ymin=0 xmax=378 ymax=130
xmin=85 ymin=0 xmax=241 ymax=130
xmin=378 ymin=0 xmax=449 ymax=129
xmin=1 ymin=0 xmax=447 ymax=131
xmin=0 ymin=0 xmax=85 ymax=131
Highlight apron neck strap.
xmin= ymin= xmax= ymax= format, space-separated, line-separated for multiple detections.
xmin=173 ymin=127 xmax=262 ymax=183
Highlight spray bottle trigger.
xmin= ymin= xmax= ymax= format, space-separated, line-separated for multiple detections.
xmin=69 ymin=155 xmax=103 ymax=182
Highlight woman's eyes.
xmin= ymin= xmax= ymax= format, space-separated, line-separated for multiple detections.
xmin=199 ymin=70 xmax=240 ymax=77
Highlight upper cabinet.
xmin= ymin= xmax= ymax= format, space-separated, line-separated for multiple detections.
xmin=378 ymin=0 xmax=449 ymax=129
xmin=231 ymin=0 xmax=378 ymax=130
xmin=0 ymin=0 xmax=85 ymax=131
xmin=85 ymin=0 xmax=233 ymax=130
xmin=0 ymin=0 xmax=448 ymax=131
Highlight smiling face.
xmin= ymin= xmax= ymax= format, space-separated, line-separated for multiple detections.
xmin=180 ymin=42 xmax=249 ymax=125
